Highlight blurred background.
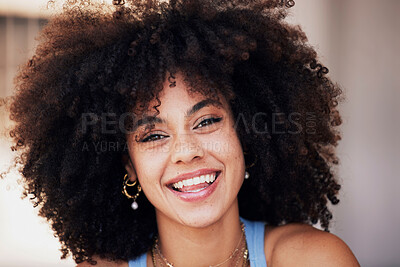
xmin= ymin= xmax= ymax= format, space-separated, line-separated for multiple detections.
xmin=0 ymin=0 xmax=399 ymax=266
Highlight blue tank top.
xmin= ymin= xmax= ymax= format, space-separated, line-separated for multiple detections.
xmin=128 ymin=217 xmax=267 ymax=267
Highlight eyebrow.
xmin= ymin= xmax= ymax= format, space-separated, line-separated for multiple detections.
xmin=133 ymin=98 xmax=222 ymax=130
xmin=185 ymin=98 xmax=222 ymax=117
xmin=135 ymin=116 xmax=166 ymax=130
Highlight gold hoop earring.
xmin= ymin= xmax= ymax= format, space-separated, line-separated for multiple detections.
xmin=122 ymin=174 xmax=142 ymax=210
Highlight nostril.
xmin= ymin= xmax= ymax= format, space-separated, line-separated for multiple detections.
xmin=170 ymin=141 xmax=205 ymax=163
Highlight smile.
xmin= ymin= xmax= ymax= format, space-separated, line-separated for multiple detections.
xmin=166 ymin=170 xmax=222 ymax=202
xmin=171 ymin=172 xmax=218 ymax=192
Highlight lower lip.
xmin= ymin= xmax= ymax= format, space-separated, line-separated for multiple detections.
xmin=167 ymin=173 xmax=221 ymax=202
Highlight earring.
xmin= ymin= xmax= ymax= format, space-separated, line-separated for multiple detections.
xmin=244 ymin=152 xmax=258 ymax=169
xmin=122 ymin=174 xmax=142 ymax=210
xmin=243 ymin=151 xmax=256 ymax=180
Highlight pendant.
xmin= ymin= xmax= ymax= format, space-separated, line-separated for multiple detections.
xmin=131 ymin=201 xmax=138 ymax=210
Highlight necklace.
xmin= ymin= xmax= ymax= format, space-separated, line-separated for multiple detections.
xmin=151 ymin=222 xmax=249 ymax=267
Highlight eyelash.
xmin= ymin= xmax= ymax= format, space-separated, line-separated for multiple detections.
xmin=140 ymin=132 xmax=167 ymax=143
xmin=194 ymin=117 xmax=222 ymax=129
xmin=139 ymin=116 xmax=223 ymax=143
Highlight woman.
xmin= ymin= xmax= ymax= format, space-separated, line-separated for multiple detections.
xmin=7 ymin=0 xmax=359 ymax=266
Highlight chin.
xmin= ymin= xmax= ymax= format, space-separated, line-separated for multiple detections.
xmin=176 ymin=198 xmax=239 ymax=229
xmin=174 ymin=207 xmax=224 ymax=228
xmin=178 ymin=217 xmax=218 ymax=228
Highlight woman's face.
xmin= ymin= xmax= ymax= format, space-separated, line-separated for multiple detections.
xmin=125 ymin=73 xmax=245 ymax=228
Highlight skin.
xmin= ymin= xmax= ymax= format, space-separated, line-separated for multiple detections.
xmin=77 ymin=73 xmax=360 ymax=267
xmin=126 ymin=73 xmax=245 ymax=266
xmin=265 ymin=224 xmax=360 ymax=267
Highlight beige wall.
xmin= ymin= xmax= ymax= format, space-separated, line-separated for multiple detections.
xmin=0 ymin=1 xmax=399 ymax=266
xmin=290 ymin=1 xmax=400 ymax=266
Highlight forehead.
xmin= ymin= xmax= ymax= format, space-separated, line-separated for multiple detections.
xmin=127 ymin=72 xmax=234 ymax=133
xmin=130 ymin=86 xmax=226 ymax=132
xmin=133 ymin=73 xmax=226 ymax=116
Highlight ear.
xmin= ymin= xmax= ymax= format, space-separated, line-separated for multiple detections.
xmin=121 ymin=154 xmax=137 ymax=182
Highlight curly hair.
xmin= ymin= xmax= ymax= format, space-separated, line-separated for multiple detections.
xmin=6 ymin=0 xmax=343 ymax=264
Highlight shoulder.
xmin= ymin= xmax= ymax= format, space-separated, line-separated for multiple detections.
xmin=76 ymin=256 xmax=129 ymax=267
xmin=264 ymin=223 xmax=360 ymax=267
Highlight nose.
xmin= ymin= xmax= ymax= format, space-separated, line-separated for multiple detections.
xmin=170 ymin=133 xmax=205 ymax=164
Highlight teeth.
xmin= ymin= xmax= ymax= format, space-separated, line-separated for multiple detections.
xmin=172 ymin=172 xmax=218 ymax=189
xmin=210 ymin=173 xmax=215 ymax=183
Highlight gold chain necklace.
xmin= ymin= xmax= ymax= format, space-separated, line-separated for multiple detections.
xmin=151 ymin=222 xmax=249 ymax=267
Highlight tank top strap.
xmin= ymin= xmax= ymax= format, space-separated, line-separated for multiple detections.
xmin=128 ymin=252 xmax=147 ymax=267
xmin=240 ymin=217 xmax=268 ymax=267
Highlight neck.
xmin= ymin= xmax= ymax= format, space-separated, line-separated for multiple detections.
xmin=154 ymin=200 xmax=242 ymax=267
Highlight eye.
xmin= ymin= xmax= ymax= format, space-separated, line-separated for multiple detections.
xmin=194 ymin=117 xmax=222 ymax=129
xmin=140 ymin=133 xmax=168 ymax=143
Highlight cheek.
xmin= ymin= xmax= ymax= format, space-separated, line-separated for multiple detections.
xmin=209 ymin=128 xmax=244 ymax=170
xmin=130 ymin=147 xmax=166 ymax=186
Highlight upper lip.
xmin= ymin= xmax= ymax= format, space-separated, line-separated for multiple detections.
xmin=166 ymin=168 xmax=221 ymax=185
